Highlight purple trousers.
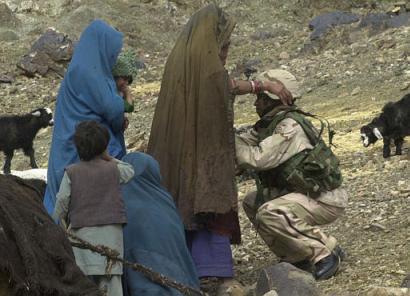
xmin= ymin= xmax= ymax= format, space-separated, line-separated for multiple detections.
xmin=186 ymin=229 xmax=234 ymax=278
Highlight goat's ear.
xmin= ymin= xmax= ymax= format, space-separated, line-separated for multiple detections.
xmin=372 ymin=127 xmax=383 ymax=140
xmin=31 ymin=111 xmax=41 ymax=117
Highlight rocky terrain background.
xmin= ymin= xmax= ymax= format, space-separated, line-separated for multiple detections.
xmin=0 ymin=0 xmax=409 ymax=295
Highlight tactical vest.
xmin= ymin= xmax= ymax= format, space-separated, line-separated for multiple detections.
xmin=255 ymin=109 xmax=343 ymax=207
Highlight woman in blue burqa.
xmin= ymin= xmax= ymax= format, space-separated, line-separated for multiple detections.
xmin=43 ymin=20 xmax=127 ymax=214
xmin=121 ymin=152 xmax=199 ymax=295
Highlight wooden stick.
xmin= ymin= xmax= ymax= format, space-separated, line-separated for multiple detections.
xmin=67 ymin=232 xmax=204 ymax=296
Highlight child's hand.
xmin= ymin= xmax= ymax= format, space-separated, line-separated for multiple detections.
xmin=123 ymin=116 xmax=129 ymax=131
xmin=122 ymin=86 xmax=134 ymax=105
xmin=121 ymin=85 xmax=130 ymax=96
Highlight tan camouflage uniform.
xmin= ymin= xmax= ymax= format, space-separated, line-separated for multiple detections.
xmin=236 ymin=70 xmax=348 ymax=264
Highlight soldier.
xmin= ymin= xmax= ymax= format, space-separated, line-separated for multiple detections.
xmin=236 ymin=69 xmax=348 ymax=280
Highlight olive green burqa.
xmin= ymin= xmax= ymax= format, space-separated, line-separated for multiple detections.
xmin=148 ymin=4 xmax=237 ymax=229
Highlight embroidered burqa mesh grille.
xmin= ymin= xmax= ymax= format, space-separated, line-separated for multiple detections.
xmin=148 ymin=4 xmax=238 ymax=231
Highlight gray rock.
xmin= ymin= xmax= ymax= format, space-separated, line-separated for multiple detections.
xmin=309 ymin=11 xmax=359 ymax=40
xmin=351 ymin=87 xmax=361 ymax=96
xmin=16 ymin=28 xmax=74 ymax=77
xmin=0 ymin=74 xmax=14 ymax=84
xmin=250 ymin=31 xmax=276 ymax=41
xmin=17 ymin=51 xmax=57 ymax=77
xmin=256 ymin=263 xmax=320 ymax=296
xmin=358 ymin=12 xmax=410 ymax=34
xmin=401 ymin=274 xmax=410 ymax=288
xmin=30 ymin=28 xmax=74 ymax=62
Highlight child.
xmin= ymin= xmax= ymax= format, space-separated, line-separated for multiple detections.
xmin=112 ymin=50 xmax=139 ymax=114
xmin=53 ymin=120 xmax=134 ymax=296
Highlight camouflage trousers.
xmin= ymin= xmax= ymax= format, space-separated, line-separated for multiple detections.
xmin=243 ymin=191 xmax=345 ymax=264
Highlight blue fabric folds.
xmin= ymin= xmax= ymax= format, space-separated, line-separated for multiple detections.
xmin=121 ymin=152 xmax=199 ymax=296
xmin=43 ymin=20 xmax=126 ymax=214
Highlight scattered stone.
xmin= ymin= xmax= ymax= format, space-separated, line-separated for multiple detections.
xmin=401 ymin=274 xmax=410 ymax=288
xmin=250 ymin=31 xmax=275 ymax=41
xmin=375 ymin=57 xmax=386 ymax=64
xmin=263 ymin=291 xmax=279 ymax=296
xmin=279 ymin=51 xmax=290 ymax=60
xmin=256 ymin=263 xmax=320 ymax=296
xmin=400 ymin=81 xmax=410 ymax=90
xmin=126 ymin=132 xmax=148 ymax=152
xmin=0 ymin=74 xmax=14 ymax=84
xmin=364 ymin=223 xmax=387 ymax=231
xmin=390 ymin=2 xmax=408 ymax=15
xmin=231 ymin=59 xmax=261 ymax=79
xmin=351 ymin=87 xmax=361 ymax=95
xmin=378 ymin=38 xmax=397 ymax=50
xmin=365 ymin=286 xmax=410 ymax=295
xmin=14 ymin=0 xmax=40 ymax=13
xmin=8 ymin=87 xmax=18 ymax=95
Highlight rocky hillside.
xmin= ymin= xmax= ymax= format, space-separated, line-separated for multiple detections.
xmin=0 ymin=0 xmax=409 ymax=295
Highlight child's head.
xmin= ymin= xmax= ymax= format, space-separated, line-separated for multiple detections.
xmin=112 ymin=49 xmax=138 ymax=88
xmin=74 ymin=120 xmax=110 ymax=161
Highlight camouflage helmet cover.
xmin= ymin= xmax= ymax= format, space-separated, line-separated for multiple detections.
xmin=256 ymin=69 xmax=302 ymax=100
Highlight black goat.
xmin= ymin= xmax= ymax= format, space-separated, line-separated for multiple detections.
xmin=360 ymin=94 xmax=410 ymax=158
xmin=0 ymin=108 xmax=53 ymax=173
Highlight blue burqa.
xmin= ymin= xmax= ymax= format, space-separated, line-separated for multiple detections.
xmin=43 ymin=20 xmax=126 ymax=214
xmin=121 ymin=152 xmax=199 ymax=295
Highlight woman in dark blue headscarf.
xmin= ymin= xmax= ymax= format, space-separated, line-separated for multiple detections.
xmin=43 ymin=20 xmax=126 ymax=214
xmin=121 ymin=152 xmax=199 ymax=295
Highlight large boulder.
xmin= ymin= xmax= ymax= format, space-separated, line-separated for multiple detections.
xmin=256 ymin=263 xmax=321 ymax=296
xmin=16 ymin=28 xmax=74 ymax=77
xmin=358 ymin=12 xmax=410 ymax=34
xmin=308 ymin=11 xmax=360 ymax=40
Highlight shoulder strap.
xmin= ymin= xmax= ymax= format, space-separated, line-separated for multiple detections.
xmin=258 ymin=108 xmax=336 ymax=147
xmin=282 ymin=109 xmax=336 ymax=147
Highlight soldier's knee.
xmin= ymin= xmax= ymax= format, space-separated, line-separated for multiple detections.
xmin=255 ymin=206 xmax=279 ymax=227
xmin=255 ymin=207 xmax=273 ymax=225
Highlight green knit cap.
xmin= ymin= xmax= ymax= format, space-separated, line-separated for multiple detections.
xmin=112 ymin=50 xmax=139 ymax=80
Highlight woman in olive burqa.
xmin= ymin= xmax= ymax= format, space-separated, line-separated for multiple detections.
xmin=148 ymin=4 xmax=292 ymax=292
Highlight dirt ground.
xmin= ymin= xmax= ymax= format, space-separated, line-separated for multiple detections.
xmin=0 ymin=0 xmax=409 ymax=295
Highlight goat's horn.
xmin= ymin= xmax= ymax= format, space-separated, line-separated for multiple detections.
xmin=372 ymin=127 xmax=383 ymax=140
xmin=31 ymin=111 xmax=41 ymax=117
